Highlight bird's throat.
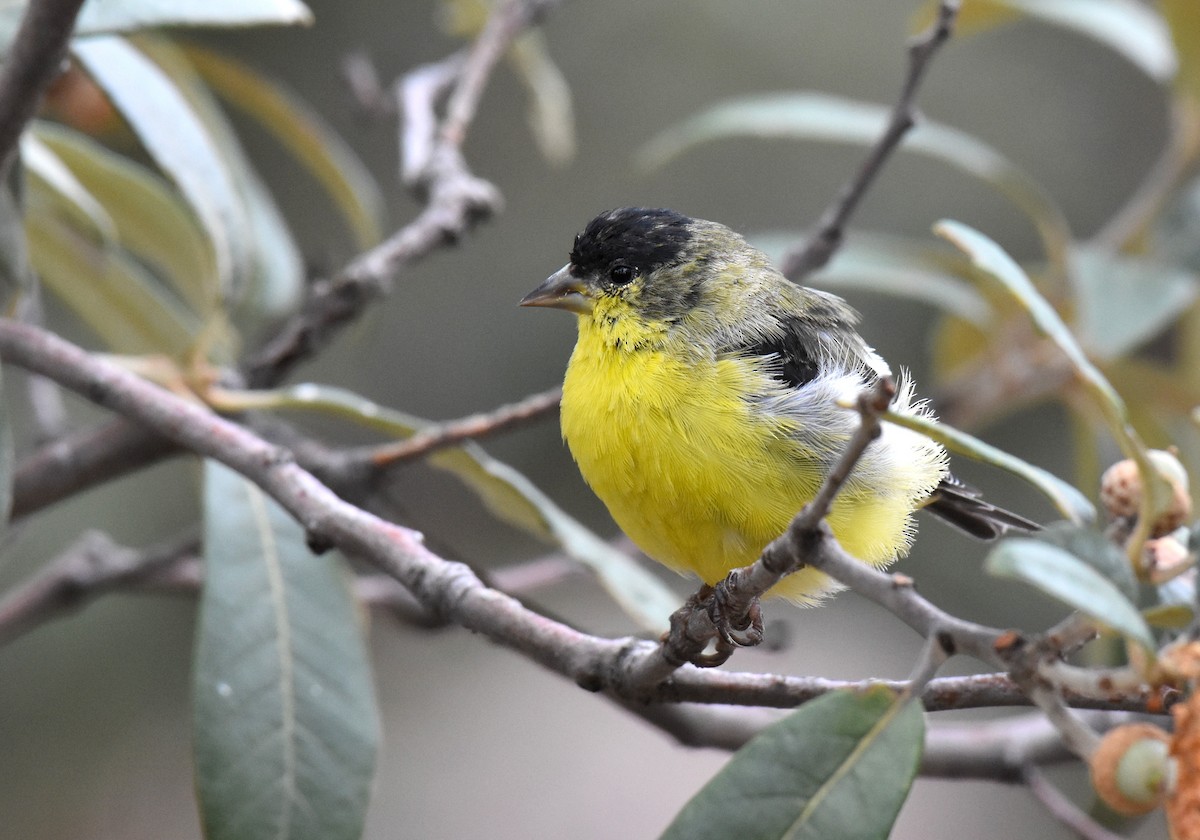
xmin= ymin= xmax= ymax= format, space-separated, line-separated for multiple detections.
xmin=578 ymin=299 xmax=669 ymax=353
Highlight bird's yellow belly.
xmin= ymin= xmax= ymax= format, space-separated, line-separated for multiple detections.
xmin=560 ymin=331 xmax=915 ymax=604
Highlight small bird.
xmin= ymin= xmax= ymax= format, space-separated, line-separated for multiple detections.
xmin=521 ymin=208 xmax=1037 ymax=605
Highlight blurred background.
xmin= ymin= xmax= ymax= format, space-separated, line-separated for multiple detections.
xmin=0 ymin=0 xmax=1174 ymax=837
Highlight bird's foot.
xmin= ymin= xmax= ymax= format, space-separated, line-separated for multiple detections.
xmin=708 ymin=582 xmax=764 ymax=648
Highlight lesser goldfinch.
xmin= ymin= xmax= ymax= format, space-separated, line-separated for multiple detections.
xmin=521 ymin=208 xmax=1036 ymax=604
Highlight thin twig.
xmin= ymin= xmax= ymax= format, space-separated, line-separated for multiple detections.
xmin=368 ymin=386 xmax=561 ymax=465
xmin=781 ymin=0 xmax=960 ymax=280
xmin=397 ymin=53 xmax=465 ymax=185
xmin=0 ymin=530 xmax=196 ymax=645
xmin=243 ymin=0 xmax=565 ymax=387
xmin=439 ymin=0 xmax=560 ymax=147
xmin=720 ymin=379 xmax=897 ymax=624
xmin=1027 ymin=684 xmax=1104 ymax=759
xmin=0 ymin=0 xmax=87 ymax=178
xmin=341 ymin=50 xmax=396 ymax=118
xmin=1024 ymin=764 xmax=1128 ymax=840
xmin=11 ymin=417 xmax=178 ymax=520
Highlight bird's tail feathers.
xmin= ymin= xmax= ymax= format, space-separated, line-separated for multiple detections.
xmin=923 ymin=476 xmax=1040 ymax=540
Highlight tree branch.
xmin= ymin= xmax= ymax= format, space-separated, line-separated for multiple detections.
xmin=354 ymin=385 xmax=559 ymax=466
xmin=0 ymin=530 xmax=195 ymax=645
xmin=11 ymin=416 xmax=178 ymax=520
xmin=244 ymin=0 xmax=566 ymax=387
xmin=0 ymin=0 xmax=87 ymax=177
xmin=0 ymin=320 xmax=1165 ymax=724
xmin=781 ymin=0 xmax=959 ymax=280
xmin=11 ymin=0 xmax=568 ymax=515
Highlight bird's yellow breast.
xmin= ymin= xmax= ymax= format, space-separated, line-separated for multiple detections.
xmin=560 ymin=306 xmax=918 ymax=604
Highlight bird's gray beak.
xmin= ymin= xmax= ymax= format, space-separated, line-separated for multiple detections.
xmin=519 ymin=265 xmax=592 ymax=314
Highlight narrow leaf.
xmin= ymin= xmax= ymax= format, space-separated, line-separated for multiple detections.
xmin=509 ymin=30 xmax=577 ymax=166
xmin=21 ymin=132 xmax=116 ymax=246
xmin=1162 ymin=0 xmax=1200 ymax=102
xmin=195 ymin=460 xmax=379 ymax=840
xmin=0 ymin=0 xmax=312 ymax=54
xmin=913 ymin=0 xmax=1176 ymax=83
xmin=639 ymin=93 xmax=1072 ymax=271
xmin=1032 ymin=522 xmax=1137 ymax=601
xmin=134 ymin=36 xmax=304 ymax=328
xmin=752 ymin=230 xmax=991 ymax=325
xmin=182 ymin=45 xmax=385 ymax=250
xmin=31 ymin=121 xmax=219 ymax=318
xmin=934 ymin=220 xmax=1165 ymax=549
xmin=223 ymin=383 xmax=680 ymax=632
xmin=661 ymin=687 xmax=924 ymax=840
xmin=986 ymin=538 xmax=1155 ymax=651
xmin=1071 ymin=245 xmax=1196 ymax=361
xmin=880 ymin=407 xmax=1096 ymax=525
xmin=1143 ymin=603 xmax=1194 ymax=630
xmin=26 ymin=209 xmax=198 ymax=356
xmin=73 ymin=36 xmax=251 ymax=300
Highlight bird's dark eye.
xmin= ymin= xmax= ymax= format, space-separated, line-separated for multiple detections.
xmin=609 ymin=264 xmax=635 ymax=285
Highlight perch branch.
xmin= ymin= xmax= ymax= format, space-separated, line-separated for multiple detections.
xmin=0 ymin=320 xmax=1166 ymax=724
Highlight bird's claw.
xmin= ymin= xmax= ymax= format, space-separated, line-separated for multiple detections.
xmin=707 ymin=583 xmax=764 ymax=648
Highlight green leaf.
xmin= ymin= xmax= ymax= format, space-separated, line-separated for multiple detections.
xmin=1071 ymin=246 xmax=1196 ymax=362
xmin=639 ymin=93 xmax=1072 ymax=272
xmin=233 ymin=168 xmax=306 ymax=325
xmin=934 ymin=220 xmax=1107 ymax=400
xmin=913 ymin=0 xmax=1176 ymax=83
xmin=661 ymin=687 xmax=924 ymax=840
xmin=1162 ymin=0 xmax=1200 ymax=102
xmin=231 ymin=383 xmax=680 ymax=633
xmin=752 ymin=230 xmax=991 ymax=325
xmin=986 ymin=538 xmax=1155 ymax=651
xmin=181 ymin=45 xmax=384 ymax=250
xmin=881 ymin=407 xmax=1096 ymax=525
xmin=21 ymin=132 xmax=116 ymax=247
xmin=1142 ymin=602 xmax=1194 ymax=630
xmin=508 ymin=30 xmax=576 ymax=166
xmin=934 ymin=220 xmax=1168 ymax=541
xmin=26 ymin=209 xmax=198 ymax=355
xmin=31 ymin=121 xmax=220 ymax=318
xmin=0 ymin=0 xmax=312 ymax=54
xmin=133 ymin=35 xmax=304 ymax=328
xmin=195 ymin=460 xmax=378 ymax=840
xmin=73 ymin=36 xmax=251 ymax=301
xmin=1030 ymin=522 xmax=1138 ymax=601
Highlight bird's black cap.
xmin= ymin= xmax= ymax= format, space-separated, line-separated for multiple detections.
xmin=568 ymin=207 xmax=693 ymax=277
